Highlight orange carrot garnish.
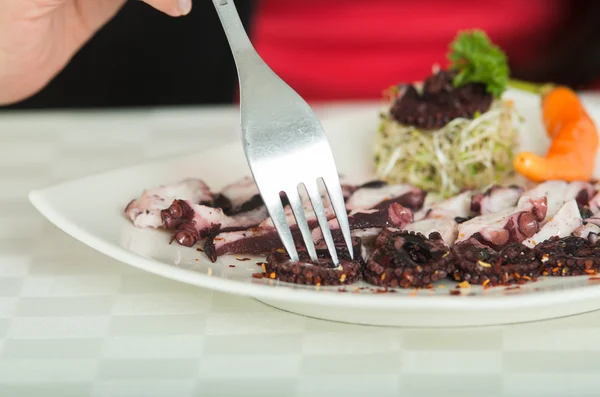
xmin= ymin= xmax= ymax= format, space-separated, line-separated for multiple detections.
xmin=514 ymin=86 xmax=598 ymax=182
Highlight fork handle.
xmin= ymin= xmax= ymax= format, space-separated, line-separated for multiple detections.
xmin=212 ymin=0 xmax=264 ymax=74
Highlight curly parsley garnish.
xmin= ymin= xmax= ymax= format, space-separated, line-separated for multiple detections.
xmin=448 ymin=30 xmax=509 ymax=98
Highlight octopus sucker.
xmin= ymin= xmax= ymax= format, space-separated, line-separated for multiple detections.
xmin=457 ymin=196 xmax=548 ymax=249
xmin=452 ymin=238 xmax=540 ymax=286
xmin=265 ymin=251 xmax=362 ymax=286
xmin=364 ymin=229 xmax=454 ymax=288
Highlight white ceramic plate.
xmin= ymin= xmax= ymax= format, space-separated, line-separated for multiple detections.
xmin=29 ymin=90 xmax=600 ymax=327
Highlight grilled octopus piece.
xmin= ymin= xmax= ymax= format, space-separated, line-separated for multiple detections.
xmin=535 ymin=236 xmax=600 ymax=276
xmin=523 ymin=200 xmax=582 ymax=248
xmin=456 ymin=197 xmax=548 ymax=250
xmin=451 ymin=238 xmax=540 ymax=286
xmin=345 ymin=182 xmax=426 ymax=212
xmin=470 ymin=185 xmax=523 ymax=215
xmin=364 ymin=229 xmax=454 ymax=288
xmin=161 ymin=199 xmax=268 ymax=247
xmin=407 ymin=191 xmax=473 ymax=246
xmin=204 ymin=176 xmax=264 ymax=215
xmin=311 ymin=202 xmax=413 ymax=244
xmin=125 ymin=179 xmax=213 ymax=228
xmin=265 ymin=250 xmax=362 ymax=286
xmin=203 ymin=202 xmax=338 ymax=262
xmin=521 ymin=181 xmax=596 ymax=224
xmin=573 ymin=223 xmax=600 ymax=243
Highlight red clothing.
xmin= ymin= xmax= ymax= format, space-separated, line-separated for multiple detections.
xmin=252 ymin=0 xmax=566 ymax=101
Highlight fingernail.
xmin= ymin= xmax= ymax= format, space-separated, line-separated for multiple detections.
xmin=179 ymin=0 xmax=192 ymax=15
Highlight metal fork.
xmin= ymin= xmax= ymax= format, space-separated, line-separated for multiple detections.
xmin=212 ymin=0 xmax=353 ymax=264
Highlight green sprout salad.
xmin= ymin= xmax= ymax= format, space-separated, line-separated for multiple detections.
xmin=375 ymin=100 xmax=520 ymax=197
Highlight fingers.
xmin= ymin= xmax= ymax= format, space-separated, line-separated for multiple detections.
xmin=141 ymin=0 xmax=192 ymax=17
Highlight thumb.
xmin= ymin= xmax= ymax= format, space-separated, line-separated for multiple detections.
xmin=142 ymin=0 xmax=192 ymax=17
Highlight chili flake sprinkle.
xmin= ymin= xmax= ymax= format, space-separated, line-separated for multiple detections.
xmin=457 ymin=281 xmax=471 ymax=289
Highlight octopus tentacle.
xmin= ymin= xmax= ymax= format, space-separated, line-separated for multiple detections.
xmin=265 ymin=251 xmax=362 ymax=286
xmin=452 ymin=238 xmax=540 ymax=286
xmin=364 ymin=229 xmax=454 ymax=288
xmin=535 ymin=236 xmax=600 ymax=276
xmin=162 ymin=199 xmax=268 ymax=247
xmin=457 ymin=196 xmax=548 ymax=249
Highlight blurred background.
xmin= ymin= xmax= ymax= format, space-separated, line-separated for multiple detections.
xmin=2 ymin=0 xmax=600 ymax=110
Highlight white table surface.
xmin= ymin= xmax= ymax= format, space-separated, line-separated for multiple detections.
xmin=2 ymin=100 xmax=600 ymax=397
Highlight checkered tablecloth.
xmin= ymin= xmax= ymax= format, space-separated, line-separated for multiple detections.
xmin=2 ymin=103 xmax=600 ymax=397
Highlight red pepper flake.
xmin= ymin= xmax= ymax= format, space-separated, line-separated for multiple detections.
xmin=375 ymin=288 xmax=389 ymax=294
xmin=585 ymin=269 xmax=598 ymax=276
xmin=505 ymin=286 xmax=520 ymax=291
xmin=251 ymin=273 xmax=264 ymax=279
xmin=236 ymin=257 xmax=251 ymax=262
xmin=337 ymin=288 xmax=347 ymax=293
xmin=196 ymin=247 xmax=204 ymax=252
xmin=449 ymin=290 xmax=461 ymax=295
xmin=589 ymin=276 xmax=600 ymax=282
xmin=228 ymin=265 xmax=235 ymax=268
xmin=522 ymin=275 xmax=532 ymax=281
xmin=194 ymin=258 xmax=199 ymax=262
xmin=482 ymin=279 xmax=491 ymax=288
xmin=214 ymin=238 xmax=224 ymax=241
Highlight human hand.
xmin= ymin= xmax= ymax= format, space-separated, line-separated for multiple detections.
xmin=0 ymin=0 xmax=192 ymax=105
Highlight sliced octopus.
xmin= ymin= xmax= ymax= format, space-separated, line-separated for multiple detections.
xmin=470 ymin=185 xmax=523 ymax=215
xmin=204 ymin=202 xmax=338 ymax=262
xmin=536 ymin=236 xmax=600 ymax=276
xmin=452 ymin=238 xmax=540 ymax=285
xmin=455 ymin=196 xmax=548 ymax=250
xmin=345 ymin=181 xmax=426 ymax=212
xmin=265 ymin=251 xmax=362 ymax=286
xmin=125 ymin=179 xmax=213 ymax=228
xmin=406 ymin=191 xmax=473 ymax=246
xmin=161 ymin=199 xmax=268 ymax=247
xmin=364 ymin=229 xmax=454 ymax=288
